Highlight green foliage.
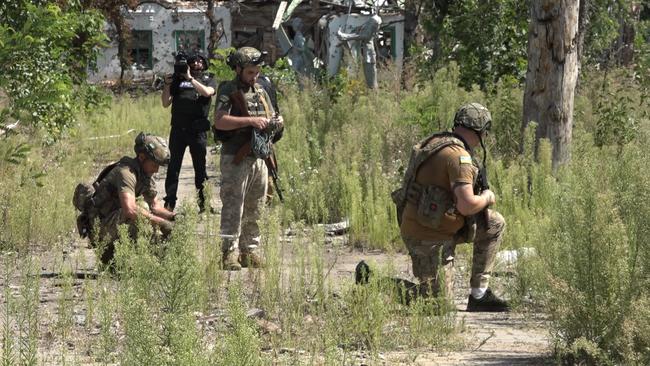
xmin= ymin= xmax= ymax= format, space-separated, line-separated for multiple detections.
xmin=445 ymin=0 xmax=529 ymax=90
xmin=207 ymin=47 xmax=236 ymax=82
xmin=418 ymin=0 xmax=528 ymax=90
xmin=582 ymin=0 xmax=634 ymax=65
xmin=114 ymin=212 xmax=206 ymax=365
xmin=0 ymin=0 xmax=108 ymax=138
xmin=215 ymin=282 xmax=265 ymax=366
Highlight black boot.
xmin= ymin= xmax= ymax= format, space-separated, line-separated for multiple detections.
xmin=164 ymin=200 xmax=176 ymax=212
xmin=466 ymin=288 xmax=510 ymax=312
xmin=355 ymin=260 xmax=371 ymax=284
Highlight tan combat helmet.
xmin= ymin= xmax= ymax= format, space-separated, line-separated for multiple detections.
xmin=134 ymin=132 xmax=170 ymax=166
xmin=227 ymin=47 xmax=266 ymax=69
xmin=453 ymin=103 xmax=492 ymax=134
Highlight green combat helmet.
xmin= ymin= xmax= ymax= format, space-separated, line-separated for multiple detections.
xmin=453 ymin=103 xmax=492 ymax=134
xmin=226 ymin=47 xmax=266 ymax=69
xmin=134 ymin=132 xmax=170 ymax=166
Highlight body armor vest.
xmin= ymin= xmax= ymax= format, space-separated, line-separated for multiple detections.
xmin=392 ymin=132 xmax=468 ymax=227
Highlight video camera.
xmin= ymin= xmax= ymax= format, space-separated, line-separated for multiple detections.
xmin=174 ymin=51 xmax=189 ymax=76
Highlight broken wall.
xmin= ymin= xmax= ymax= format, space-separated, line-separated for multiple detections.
xmin=90 ymin=2 xmax=231 ymax=82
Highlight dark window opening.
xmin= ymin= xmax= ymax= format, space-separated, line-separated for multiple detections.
xmin=377 ymin=26 xmax=396 ymax=64
xmin=174 ymin=30 xmax=206 ymax=54
xmin=130 ymin=30 xmax=153 ymax=69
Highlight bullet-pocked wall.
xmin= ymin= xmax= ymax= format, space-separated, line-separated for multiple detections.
xmin=324 ymin=13 xmax=404 ymax=77
xmin=90 ymin=2 xmax=232 ymax=82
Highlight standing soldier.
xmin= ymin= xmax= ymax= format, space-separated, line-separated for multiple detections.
xmin=393 ymin=103 xmax=510 ymax=312
xmin=74 ymin=132 xmax=176 ymax=266
xmin=161 ymin=51 xmax=216 ymax=213
xmin=213 ymin=47 xmax=284 ymax=270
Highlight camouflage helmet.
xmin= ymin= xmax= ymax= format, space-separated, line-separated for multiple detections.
xmin=227 ymin=47 xmax=265 ymax=69
xmin=453 ymin=103 xmax=492 ymax=133
xmin=134 ymin=132 xmax=170 ymax=166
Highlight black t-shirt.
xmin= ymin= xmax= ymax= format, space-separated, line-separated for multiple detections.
xmin=170 ymin=73 xmax=217 ymax=127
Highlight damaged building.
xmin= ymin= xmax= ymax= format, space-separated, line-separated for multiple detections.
xmin=90 ymin=0 xmax=404 ymax=85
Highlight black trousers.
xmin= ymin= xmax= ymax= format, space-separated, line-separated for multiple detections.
xmin=164 ymin=126 xmax=208 ymax=208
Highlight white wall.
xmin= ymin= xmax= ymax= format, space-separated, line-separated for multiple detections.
xmin=90 ymin=3 xmax=231 ymax=82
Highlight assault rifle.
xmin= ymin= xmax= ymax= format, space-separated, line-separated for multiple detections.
xmin=229 ymin=90 xmax=285 ymax=203
xmin=474 ymin=157 xmax=490 ymax=225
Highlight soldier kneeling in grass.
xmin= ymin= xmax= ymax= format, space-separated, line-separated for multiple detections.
xmin=358 ymin=103 xmax=510 ymax=312
xmin=73 ymin=132 xmax=177 ymax=266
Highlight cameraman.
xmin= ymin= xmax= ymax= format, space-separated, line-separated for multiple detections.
xmin=161 ymin=52 xmax=216 ymax=212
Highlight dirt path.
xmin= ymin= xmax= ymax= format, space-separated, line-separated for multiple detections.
xmin=182 ymin=149 xmax=553 ymax=365
xmin=17 ymin=148 xmax=551 ymax=364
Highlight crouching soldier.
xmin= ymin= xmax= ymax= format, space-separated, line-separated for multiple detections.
xmin=74 ymin=132 xmax=176 ymax=265
xmin=393 ymin=103 xmax=510 ymax=312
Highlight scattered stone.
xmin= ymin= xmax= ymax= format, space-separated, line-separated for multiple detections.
xmin=246 ymin=308 xmax=265 ymax=319
xmin=318 ymin=219 xmax=350 ymax=236
xmin=495 ymin=247 xmax=537 ymax=266
xmin=256 ymin=319 xmax=281 ymax=334
xmin=73 ymin=314 xmax=86 ymax=326
xmin=197 ymin=313 xmax=223 ymax=326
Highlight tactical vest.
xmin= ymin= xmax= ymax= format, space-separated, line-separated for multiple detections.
xmin=213 ymin=81 xmax=272 ymax=144
xmin=391 ymin=132 xmax=469 ymax=228
xmin=91 ymin=157 xmax=145 ymax=217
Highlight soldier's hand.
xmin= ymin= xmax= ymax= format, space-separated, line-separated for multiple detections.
xmin=480 ymin=189 xmax=496 ymax=207
xmin=250 ymin=117 xmax=269 ymax=130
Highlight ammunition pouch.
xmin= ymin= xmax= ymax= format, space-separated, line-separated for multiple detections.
xmin=413 ymin=184 xmax=453 ymax=229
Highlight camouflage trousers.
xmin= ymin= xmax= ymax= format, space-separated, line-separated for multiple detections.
xmin=219 ymin=154 xmax=268 ymax=253
xmin=402 ymin=209 xmax=506 ymax=297
xmin=91 ymin=208 xmax=137 ymax=265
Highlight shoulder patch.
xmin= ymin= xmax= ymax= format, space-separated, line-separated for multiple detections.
xmin=459 ymin=155 xmax=472 ymax=164
xmin=218 ymin=94 xmax=230 ymax=103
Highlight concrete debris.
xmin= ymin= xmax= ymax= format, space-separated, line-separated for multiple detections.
xmin=495 ymin=247 xmax=538 ymax=266
xmin=256 ymin=318 xmax=282 ymax=334
xmin=246 ymin=308 xmax=265 ymax=319
xmin=318 ymin=219 xmax=350 ymax=236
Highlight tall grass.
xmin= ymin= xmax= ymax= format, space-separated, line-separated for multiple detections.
xmin=0 ymin=65 xmax=648 ymax=364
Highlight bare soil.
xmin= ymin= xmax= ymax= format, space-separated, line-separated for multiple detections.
xmin=4 ymin=148 xmax=552 ymax=365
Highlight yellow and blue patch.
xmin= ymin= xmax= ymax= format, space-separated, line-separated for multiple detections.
xmin=459 ymin=155 xmax=472 ymax=164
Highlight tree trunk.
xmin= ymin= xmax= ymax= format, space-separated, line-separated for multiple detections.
xmin=114 ymin=12 xmax=131 ymax=87
xmin=206 ymin=0 xmax=221 ymax=59
xmin=576 ymin=0 xmax=589 ymax=65
xmin=522 ymin=0 xmax=580 ymax=170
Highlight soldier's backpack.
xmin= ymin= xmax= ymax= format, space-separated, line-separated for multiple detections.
xmin=72 ymin=162 xmax=119 ymax=238
xmin=391 ymin=132 xmax=467 ymax=227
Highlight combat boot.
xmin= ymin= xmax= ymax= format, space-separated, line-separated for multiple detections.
xmin=222 ymin=250 xmax=242 ymax=271
xmin=239 ymin=251 xmax=264 ymax=268
xmin=466 ymin=288 xmax=510 ymax=312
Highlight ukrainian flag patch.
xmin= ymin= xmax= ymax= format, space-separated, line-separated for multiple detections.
xmin=459 ymin=156 xmax=472 ymax=164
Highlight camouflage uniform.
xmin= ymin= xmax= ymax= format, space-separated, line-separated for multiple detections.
xmin=397 ymin=103 xmax=505 ymax=299
xmin=79 ymin=133 xmax=170 ymax=265
xmin=215 ymin=77 xmax=275 ymax=255
xmin=90 ymin=156 xmax=159 ymax=264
